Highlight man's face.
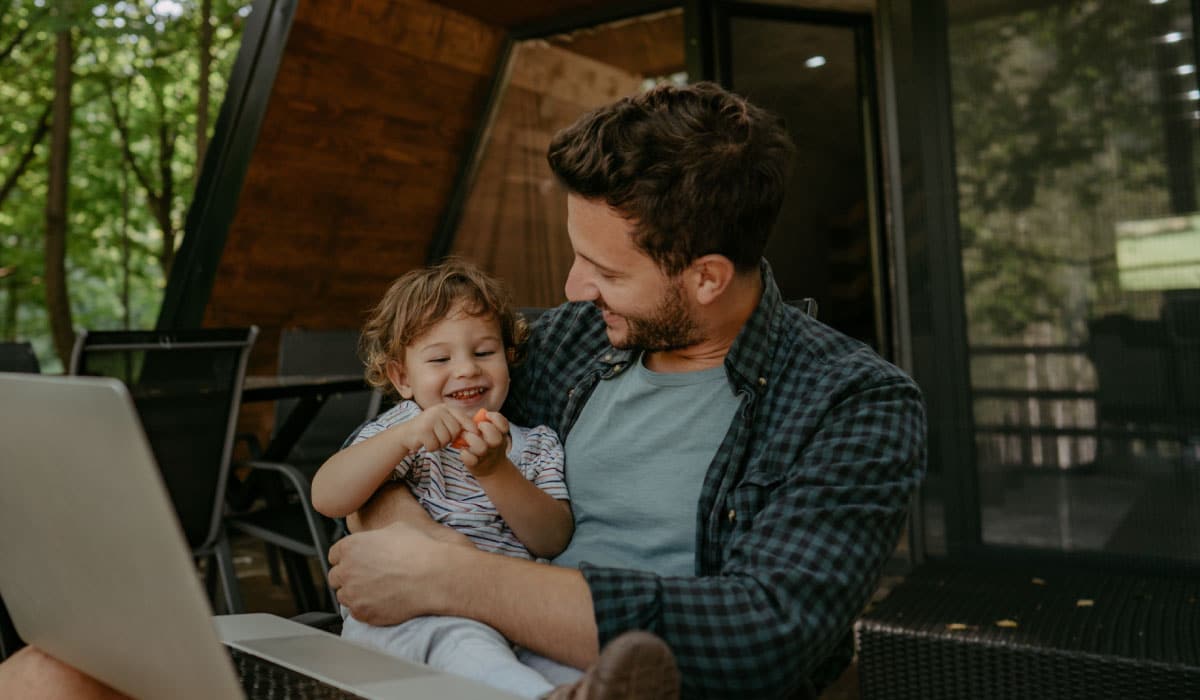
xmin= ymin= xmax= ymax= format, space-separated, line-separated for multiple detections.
xmin=563 ymin=195 xmax=701 ymax=351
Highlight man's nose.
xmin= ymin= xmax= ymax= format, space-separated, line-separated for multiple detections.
xmin=564 ymin=262 xmax=597 ymax=302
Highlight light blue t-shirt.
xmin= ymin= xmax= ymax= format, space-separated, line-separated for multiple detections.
xmin=553 ymin=353 xmax=740 ymax=576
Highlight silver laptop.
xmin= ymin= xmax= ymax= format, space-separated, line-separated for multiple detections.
xmin=0 ymin=373 xmax=517 ymax=700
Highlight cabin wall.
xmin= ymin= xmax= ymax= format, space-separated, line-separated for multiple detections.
xmin=205 ymin=0 xmax=504 ymax=435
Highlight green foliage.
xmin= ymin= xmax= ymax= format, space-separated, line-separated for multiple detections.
xmin=949 ymin=1 xmax=1188 ymax=345
xmin=0 ymin=0 xmax=251 ymax=370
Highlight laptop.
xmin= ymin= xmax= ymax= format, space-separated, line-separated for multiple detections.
xmin=0 ymin=373 xmax=518 ymax=700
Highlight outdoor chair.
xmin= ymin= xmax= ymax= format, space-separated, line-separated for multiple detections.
xmin=69 ymin=327 xmax=258 ymax=615
xmin=0 ymin=341 xmax=40 ymax=373
xmin=226 ymin=328 xmax=381 ymax=612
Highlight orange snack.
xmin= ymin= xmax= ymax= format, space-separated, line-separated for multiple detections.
xmin=451 ymin=408 xmax=491 ymax=448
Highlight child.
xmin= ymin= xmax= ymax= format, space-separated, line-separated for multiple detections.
xmin=311 ymin=260 xmax=576 ymax=697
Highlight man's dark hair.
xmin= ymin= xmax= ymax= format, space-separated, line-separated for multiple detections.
xmin=547 ymin=81 xmax=795 ymax=275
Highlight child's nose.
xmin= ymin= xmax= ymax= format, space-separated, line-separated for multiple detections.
xmin=454 ymin=357 xmax=481 ymax=376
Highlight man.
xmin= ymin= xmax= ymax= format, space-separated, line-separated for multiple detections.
xmin=328 ymin=82 xmax=926 ymax=699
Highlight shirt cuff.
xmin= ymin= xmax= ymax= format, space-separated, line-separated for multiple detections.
xmin=579 ymin=563 xmax=663 ymax=645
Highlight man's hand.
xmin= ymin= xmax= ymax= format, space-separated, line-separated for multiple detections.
xmin=328 ymin=521 xmax=473 ymax=625
xmin=456 ymin=410 xmax=511 ymax=477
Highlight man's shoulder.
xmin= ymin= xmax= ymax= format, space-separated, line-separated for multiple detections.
xmin=771 ymin=307 xmax=917 ymax=395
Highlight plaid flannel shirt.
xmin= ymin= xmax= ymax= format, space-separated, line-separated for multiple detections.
xmin=506 ymin=261 xmax=926 ymax=699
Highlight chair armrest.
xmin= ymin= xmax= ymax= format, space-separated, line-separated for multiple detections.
xmin=240 ymin=459 xmax=313 ymax=497
xmin=236 ymin=460 xmax=349 ymax=550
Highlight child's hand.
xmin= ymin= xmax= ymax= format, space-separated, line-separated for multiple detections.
xmin=401 ymin=404 xmax=472 ymax=453
xmin=455 ymin=410 xmax=511 ymax=478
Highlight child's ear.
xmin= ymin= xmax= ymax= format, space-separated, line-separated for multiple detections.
xmin=505 ymin=347 xmax=517 ymax=364
xmin=385 ymin=360 xmax=414 ymax=400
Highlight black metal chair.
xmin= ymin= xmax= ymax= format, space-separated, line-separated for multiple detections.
xmin=227 ymin=328 xmax=380 ymax=612
xmin=69 ymin=327 xmax=258 ymax=614
xmin=0 ymin=341 xmax=40 ymax=373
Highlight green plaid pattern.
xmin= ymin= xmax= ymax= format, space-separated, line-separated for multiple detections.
xmin=507 ymin=262 xmax=926 ymax=698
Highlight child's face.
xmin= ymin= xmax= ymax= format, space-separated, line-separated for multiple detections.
xmin=388 ymin=305 xmax=510 ymax=414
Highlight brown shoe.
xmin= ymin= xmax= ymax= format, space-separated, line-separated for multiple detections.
xmin=543 ymin=630 xmax=680 ymax=700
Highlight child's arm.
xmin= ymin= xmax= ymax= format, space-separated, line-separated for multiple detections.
xmin=312 ymin=404 xmax=471 ymax=518
xmin=457 ymin=412 xmax=574 ymax=559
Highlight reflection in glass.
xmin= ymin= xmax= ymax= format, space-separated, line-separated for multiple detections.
xmin=947 ymin=0 xmax=1200 ymax=563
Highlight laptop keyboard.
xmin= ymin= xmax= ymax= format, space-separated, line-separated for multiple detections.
xmin=229 ymin=646 xmax=365 ymax=699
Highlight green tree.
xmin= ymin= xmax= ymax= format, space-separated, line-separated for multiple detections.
xmin=0 ymin=0 xmax=251 ymax=370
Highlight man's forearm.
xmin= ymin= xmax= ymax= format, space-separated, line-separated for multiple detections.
xmin=435 ymin=545 xmax=600 ymax=669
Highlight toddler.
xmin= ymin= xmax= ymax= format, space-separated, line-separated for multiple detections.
xmin=312 ymin=259 xmax=575 ymax=697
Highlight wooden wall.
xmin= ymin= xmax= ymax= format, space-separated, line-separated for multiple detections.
xmin=204 ymin=0 xmax=503 ymax=435
xmin=205 ymin=0 xmax=503 ymax=358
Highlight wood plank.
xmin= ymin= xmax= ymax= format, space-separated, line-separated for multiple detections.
xmin=298 ymin=0 xmax=503 ymax=76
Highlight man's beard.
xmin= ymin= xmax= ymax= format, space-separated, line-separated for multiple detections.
xmin=603 ymin=281 xmax=702 ymax=352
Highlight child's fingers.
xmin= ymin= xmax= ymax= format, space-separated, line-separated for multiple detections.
xmin=483 ymin=411 xmax=509 ymax=434
xmin=477 ymin=419 xmax=506 ymax=448
xmin=431 ymin=419 xmax=461 ymax=447
xmin=459 ymin=429 xmax=488 ymax=454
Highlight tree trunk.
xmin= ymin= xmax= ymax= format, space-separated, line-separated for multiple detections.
xmin=44 ymin=28 xmax=74 ymax=366
xmin=196 ymin=0 xmax=212 ymax=177
xmin=157 ymin=119 xmax=178 ymax=278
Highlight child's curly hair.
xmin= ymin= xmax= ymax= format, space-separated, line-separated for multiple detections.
xmin=360 ymin=258 xmax=529 ymax=398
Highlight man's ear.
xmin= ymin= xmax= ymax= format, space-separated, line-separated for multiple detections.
xmin=686 ymin=254 xmax=736 ymax=306
xmin=385 ymin=360 xmax=414 ymax=400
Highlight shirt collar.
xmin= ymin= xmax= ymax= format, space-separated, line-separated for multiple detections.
xmin=723 ymin=259 xmax=783 ymax=393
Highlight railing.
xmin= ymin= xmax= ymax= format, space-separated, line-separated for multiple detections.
xmin=969 ymin=344 xmax=1189 ymax=470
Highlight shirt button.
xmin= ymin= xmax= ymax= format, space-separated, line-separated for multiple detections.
xmin=727 ymin=509 xmax=737 ymax=523
xmin=613 ymin=364 xmax=623 ymax=373
xmin=568 ymin=389 xmax=575 ymax=397
xmin=757 ymin=377 xmax=767 ymax=387
xmin=603 ymin=353 xmax=612 ymax=361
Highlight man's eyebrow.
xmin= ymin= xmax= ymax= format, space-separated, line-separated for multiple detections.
xmin=579 ymin=252 xmax=622 ymax=276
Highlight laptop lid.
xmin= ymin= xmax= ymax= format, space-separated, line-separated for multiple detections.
xmin=0 ymin=373 xmax=523 ymax=700
xmin=0 ymin=372 xmax=245 ymax=699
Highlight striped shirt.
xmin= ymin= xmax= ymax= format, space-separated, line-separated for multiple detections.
xmin=505 ymin=260 xmax=927 ymax=698
xmin=353 ymin=401 xmax=568 ymax=559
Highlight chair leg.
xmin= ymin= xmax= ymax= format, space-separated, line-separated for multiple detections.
xmin=265 ymin=543 xmax=283 ymax=586
xmin=214 ymin=533 xmax=245 ymax=614
xmin=281 ymin=552 xmax=319 ymax=613
xmin=202 ymin=555 xmax=220 ymax=604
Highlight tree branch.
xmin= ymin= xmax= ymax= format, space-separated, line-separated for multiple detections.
xmin=0 ymin=7 xmax=49 ymax=65
xmin=0 ymin=103 xmax=51 ymax=211
xmin=103 ymin=80 xmax=161 ymax=210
